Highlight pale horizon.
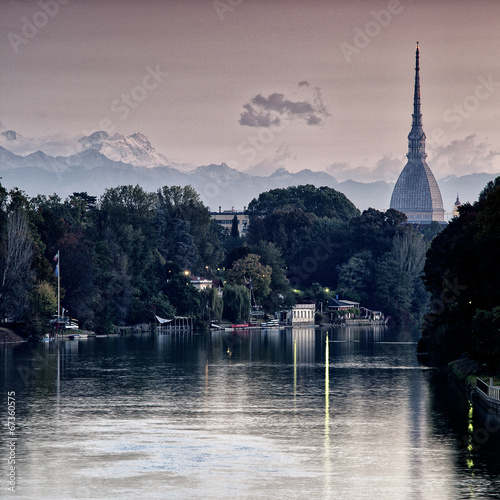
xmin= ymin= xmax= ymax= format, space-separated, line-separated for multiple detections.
xmin=1 ymin=0 xmax=500 ymax=183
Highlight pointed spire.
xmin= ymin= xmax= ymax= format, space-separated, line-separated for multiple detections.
xmin=407 ymin=42 xmax=426 ymax=160
xmin=413 ymin=42 xmax=421 ymax=127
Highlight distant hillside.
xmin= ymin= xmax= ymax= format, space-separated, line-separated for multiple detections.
xmin=0 ymin=131 xmax=498 ymax=213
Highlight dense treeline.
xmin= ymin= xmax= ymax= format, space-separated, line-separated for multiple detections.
xmin=0 ymin=182 xmax=436 ymax=336
xmin=246 ymin=186 xmax=435 ymax=323
xmin=419 ymin=177 xmax=500 ymax=370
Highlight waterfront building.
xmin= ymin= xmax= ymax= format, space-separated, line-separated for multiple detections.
xmin=280 ymin=303 xmax=316 ymax=326
xmin=190 ymin=276 xmax=213 ymax=291
xmin=390 ymin=44 xmax=445 ymax=224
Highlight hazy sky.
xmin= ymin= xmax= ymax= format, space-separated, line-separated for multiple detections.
xmin=1 ymin=0 xmax=499 ymax=181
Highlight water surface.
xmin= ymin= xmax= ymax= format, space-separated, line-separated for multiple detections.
xmin=1 ymin=326 xmax=499 ymax=499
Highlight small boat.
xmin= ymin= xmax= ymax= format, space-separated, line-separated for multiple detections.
xmin=261 ymin=319 xmax=280 ymax=328
xmin=67 ymin=333 xmax=88 ymax=340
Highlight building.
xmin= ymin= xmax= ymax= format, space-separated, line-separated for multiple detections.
xmin=280 ymin=303 xmax=316 ymax=326
xmin=190 ymin=276 xmax=213 ymax=291
xmin=210 ymin=207 xmax=249 ymax=235
xmin=328 ymin=298 xmax=360 ymax=311
xmin=452 ymin=194 xmax=461 ymax=218
xmin=390 ymin=44 xmax=445 ymax=224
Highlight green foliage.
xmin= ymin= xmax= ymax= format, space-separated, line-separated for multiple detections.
xmin=27 ymin=281 xmax=57 ymax=335
xmin=199 ymin=287 xmax=223 ymax=324
xmin=250 ymin=240 xmax=294 ymax=312
xmin=0 ymin=208 xmax=34 ymax=321
xmin=230 ymin=214 xmax=239 ymax=238
xmin=225 ymin=253 xmax=272 ymax=302
xmin=372 ymin=254 xmax=412 ymax=323
xmin=422 ymin=176 xmax=500 ymax=365
xmin=222 ymin=284 xmax=251 ymax=323
xmin=471 ymin=307 xmax=500 ymax=370
xmin=0 ymin=178 xmax=452 ymax=334
xmin=337 ymin=251 xmax=372 ymax=304
xmin=164 ymin=272 xmax=201 ymax=318
xmin=247 ymin=184 xmax=359 ymax=220
xmin=151 ymin=294 xmax=176 ymax=319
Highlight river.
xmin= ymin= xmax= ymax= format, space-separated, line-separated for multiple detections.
xmin=1 ymin=326 xmax=500 ymax=499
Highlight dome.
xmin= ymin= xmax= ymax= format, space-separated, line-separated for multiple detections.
xmin=390 ymin=159 xmax=444 ymax=222
xmin=389 ymin=44 xmax=445 ymax=224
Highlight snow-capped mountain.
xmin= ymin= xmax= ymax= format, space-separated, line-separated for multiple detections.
xmin=0 ymin=129 xmax=497 ymax=213
xmin=78 ymin=131 xmax=170 ymax=168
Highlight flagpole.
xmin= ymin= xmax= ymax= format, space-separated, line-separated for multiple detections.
xmin=57 ymin=250 xmax=60 ymax=320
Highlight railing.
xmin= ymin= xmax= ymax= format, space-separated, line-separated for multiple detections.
xmin=477 ymin=378 xmax=500 ymax=401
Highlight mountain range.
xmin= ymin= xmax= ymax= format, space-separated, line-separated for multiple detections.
xmin=0 ymin=130 xmax=498 ymax=214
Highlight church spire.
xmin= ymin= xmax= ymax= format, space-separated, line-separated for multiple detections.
xmin=407 ymin=42 xmax=426 ymax=160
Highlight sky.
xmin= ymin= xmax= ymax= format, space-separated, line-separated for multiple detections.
xmin=1 ymin=0 xmax=499 ymax=182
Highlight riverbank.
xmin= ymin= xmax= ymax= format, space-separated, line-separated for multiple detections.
xmin=448 ymin=354 xmax=500 ymax=412
xmin=0 ymin=327 xmax=26 ymax=344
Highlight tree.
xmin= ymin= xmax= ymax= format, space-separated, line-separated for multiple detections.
xmin=200 ymin=287 xmax=223 ymax=324
xmin=156 ymin=185 xmax=223 ymax=273
xmin=225 ymin=253 xmax=272 ymax=303
xmin=0 ymin=210 xmax=34 ymax=320
xmin=230 ymin=214 xmax=239 ymax=238
xmin=27 ymin=281 xmax=57 ymax=334
xmin=247 ymin=185 xmax=359 ymax=220
xmin=164 ymin=272 xmax=201 ymax=317
xmin=247 ymin=207 xmax=316 ymax=264
xmin=421 ymin=176 xmax=500 ymax=365
xmin=337 ymin=251 xmax=372 ymax=304
xmin=372 ymin=254 xmax=412 ymax=323
xmin=222 ymin=284 xmax=251 ymax=323
xmin=251 ymin=240 xmax=294 ymax=312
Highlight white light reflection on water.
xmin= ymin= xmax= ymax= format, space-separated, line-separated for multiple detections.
xmin=1 ymin=326 xmax=500 ymax=499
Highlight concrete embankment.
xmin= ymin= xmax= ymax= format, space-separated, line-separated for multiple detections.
xmin=448 ymin=355 xmax=500 ymax=413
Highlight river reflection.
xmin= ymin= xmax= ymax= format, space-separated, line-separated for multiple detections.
xmin=1 ymin=326 xmax=499 ymax=499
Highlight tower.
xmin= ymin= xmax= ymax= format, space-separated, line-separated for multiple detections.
xmin=452 ymin=193 xmax=461 ymax=217
xmin=390 ymin=44 xmax=445 ymax=223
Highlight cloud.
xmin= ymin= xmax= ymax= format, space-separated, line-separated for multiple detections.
xmin=243 ymin=145 xmax=292 ymax=177
xmin=325 ymin=136 xmax=500 ymax=183
xmin=326 ymin=155 xmax=403 ymax=182
xmin=0 ymin=131 xmax=82 ymax=157
xmin=428 ymin=135 xmax=500 ymax=178
xmin=240 ymin=84 xmax=330 ymax=128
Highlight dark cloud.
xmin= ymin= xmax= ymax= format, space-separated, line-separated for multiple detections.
xmin=240 ymin=85 xmax=330 ymax=128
